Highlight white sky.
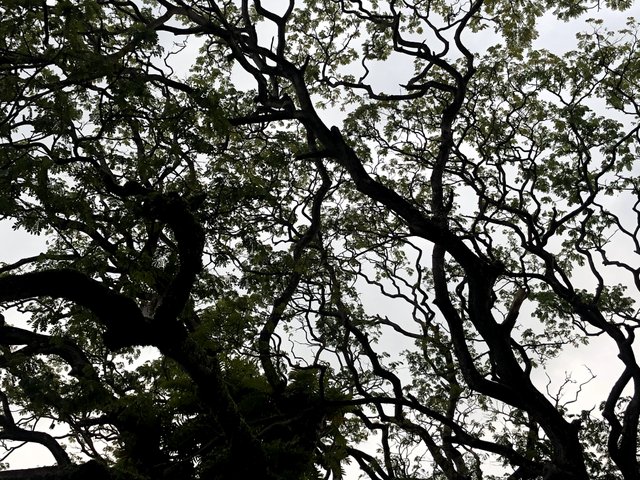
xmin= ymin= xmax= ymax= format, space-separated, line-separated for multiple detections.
xmin=2 ymin=0 xmax=640 ymax=475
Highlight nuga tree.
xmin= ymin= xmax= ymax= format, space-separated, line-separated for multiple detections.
xmin=1 ymin=0 xmax=640 ymax=478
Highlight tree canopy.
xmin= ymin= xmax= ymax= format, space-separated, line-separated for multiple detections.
xmin=1 ymin=0 xmax=640 ymax=478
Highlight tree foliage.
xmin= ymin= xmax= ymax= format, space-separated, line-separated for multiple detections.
xmin=1 ymin=0 xmax=640 ymax=479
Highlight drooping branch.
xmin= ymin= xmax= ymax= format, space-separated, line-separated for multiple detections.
xmin=0 ymin=391 xmax=70 ymax=467
xmin=0 ymin=270 xmax=150 ymax=350
xmin=0 ymin=325 xmax=98 ymax=379
xmin=0 ymin=461 xmax=114 ymax=480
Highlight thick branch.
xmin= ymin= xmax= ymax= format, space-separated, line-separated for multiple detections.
xmin=0 ymin=326 xmax=98 ymax=379
xmin=0 ymin=461 xmax=113 ymax=480
xmin=0 ymin=269 xmax=149 ymax=350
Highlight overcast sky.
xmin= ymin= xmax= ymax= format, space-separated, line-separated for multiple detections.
xmin=2 ymin=0 xmax=640 ymax=473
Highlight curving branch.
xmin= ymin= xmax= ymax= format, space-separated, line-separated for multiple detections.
xmin=0 ymin=325 xmax=98 ymax=379
xmin=258 ymin=156 xmax=332 ymax=393
xmin=0 ymin=270 xmax=150 ymax=350
xmin=0 ymin=460 xmax=113 ymax=480
xmin=0 ymin=391 xmax=70 ymax=467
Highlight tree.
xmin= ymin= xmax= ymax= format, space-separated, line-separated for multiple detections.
xmin=0 ymin=0 xmax=639 ymax=478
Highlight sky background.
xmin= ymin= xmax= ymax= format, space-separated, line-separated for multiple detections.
xmin=2 ymin=0 xmax=640 ymax=473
